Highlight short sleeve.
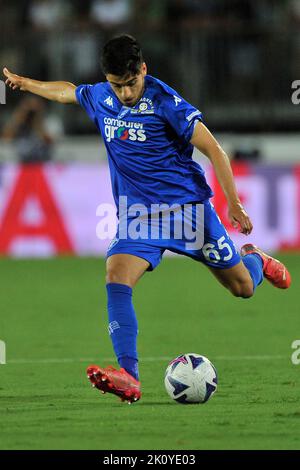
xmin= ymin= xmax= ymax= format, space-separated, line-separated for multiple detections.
xmin=76 ymin=84 xmax=98 ymax=122
xmin=161 ymin=92 xmax=203 ymax=143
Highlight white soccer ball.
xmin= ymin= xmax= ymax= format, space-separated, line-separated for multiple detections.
xmin=164 ymin=353 xmax=218 ymax=404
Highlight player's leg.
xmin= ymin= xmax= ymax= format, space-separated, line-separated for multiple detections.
xmin=209 ymin=242 xmax=291 ymax=296
xmin=87 ymin=254 xmax=149 ymax=403
xmin=87 ymin=238 xmax=163 ymax=403
xmin=106 ymin=253 xmax=149 ymax=287
xmin=200 ymin=201 xmax=264 ymax=297
xmin=200 ymin=200 xmax=291 ymax=296
xmin=105 ymin=253 xmax=149 ymax=381
xmin=241 ymin=243 xmax=291 ymax=289
xmin=208 ymin=260 xmax=258 ymax=298
xmin=198 ymin=201 xmax=279 ymax=297
xmin=167 ymin=200 xmax=264 ymax=298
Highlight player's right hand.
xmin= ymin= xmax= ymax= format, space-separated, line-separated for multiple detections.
xmin=3 ymin=67 xmax=25 ymax=91
xmin=228 ymin=201 xmax=253 ymax=236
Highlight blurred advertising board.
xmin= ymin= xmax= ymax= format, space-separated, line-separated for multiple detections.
xmin=0 ymin=163 xmax=299 ymax=257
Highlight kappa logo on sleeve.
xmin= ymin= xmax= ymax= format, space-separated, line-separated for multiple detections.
xmin=173 ymin=95 xmax=182 ymax=107
xmin=104 ymin=96 xmax=114 ymax=108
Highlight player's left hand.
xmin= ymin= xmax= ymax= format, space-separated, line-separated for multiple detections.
xmin=228 ymin=202 xmax=253 ymax=235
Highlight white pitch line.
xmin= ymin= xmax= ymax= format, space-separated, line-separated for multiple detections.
xmin=6 ymin=355 xmax=287 ymax=365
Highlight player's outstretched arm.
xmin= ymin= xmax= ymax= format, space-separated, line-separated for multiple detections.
xmin=3 ymin=67 xmax=77 ymax=104
xmin=191 ymin=121 xmax=253 ymax=235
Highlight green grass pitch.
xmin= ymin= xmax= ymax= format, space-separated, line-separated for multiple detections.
xmin=0 ymin=255 xmax=299 ymax=450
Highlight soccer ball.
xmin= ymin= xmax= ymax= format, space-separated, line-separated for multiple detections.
xmin=164 ymin=353 xmax=218 ymax=404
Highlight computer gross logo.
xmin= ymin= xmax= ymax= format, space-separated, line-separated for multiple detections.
xmin=104 ymin=117 xmax=147 ymax=143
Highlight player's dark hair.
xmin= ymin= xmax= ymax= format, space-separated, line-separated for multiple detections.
xmin=101 ymin=35 xmax=143 ymax=77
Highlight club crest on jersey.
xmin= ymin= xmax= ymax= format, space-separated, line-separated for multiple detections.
xmin=139 ymin=103 xmax=148 ymax=112
xmin=130 ymin=97 xmax=155 ymax=114
xmin=104 ymin=117 xmax=147 ymax=143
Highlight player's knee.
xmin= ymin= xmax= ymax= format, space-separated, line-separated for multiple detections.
xmin=230 ymin=281 xmax=254 ymax=299
xmin=106 ymin=265 xmax=131 ymax=286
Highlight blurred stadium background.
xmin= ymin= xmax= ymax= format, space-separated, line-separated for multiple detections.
xmin=0 ymin=0 xmax=300 ymax=256
xmin=0 ymin=0 xmax=300 ymax=451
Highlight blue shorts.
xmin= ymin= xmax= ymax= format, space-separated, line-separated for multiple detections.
xmin=107 ymin=200 xmax=241 ymax=271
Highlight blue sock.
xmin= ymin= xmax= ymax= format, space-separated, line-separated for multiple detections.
xmin=106 ymin=283 xmax=139 ymax=380
xmin=242 ymin=253 xmax=264 ymax=291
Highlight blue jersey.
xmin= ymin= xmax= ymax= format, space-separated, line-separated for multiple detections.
xmin=76 ymin=75 xmax=213 ymax=212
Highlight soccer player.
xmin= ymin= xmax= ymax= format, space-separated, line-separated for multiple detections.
xmin=3 ymin=35 xmax=291 ymax=404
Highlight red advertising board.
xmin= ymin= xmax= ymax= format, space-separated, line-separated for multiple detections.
xmin=0 ymin=163 xmax=299 ymax=256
